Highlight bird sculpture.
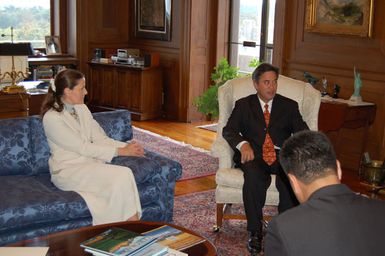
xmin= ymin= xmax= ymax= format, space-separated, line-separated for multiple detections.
xmin=303 ymin=72 xmax=319 ymax=86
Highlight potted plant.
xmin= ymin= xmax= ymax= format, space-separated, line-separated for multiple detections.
xmin=193 ymin=58 xmax=239 ymax=120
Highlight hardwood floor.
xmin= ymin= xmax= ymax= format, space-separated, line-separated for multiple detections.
xmin=132 ymin=119 xmax=217 ymax=196
xmin=132 ymin=119 xmax=217 ymax=151
xmin=133 ymin=119 xmax=385 ymax=200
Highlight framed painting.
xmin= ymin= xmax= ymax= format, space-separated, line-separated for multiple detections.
xmin=135 ymin=0 xmax=172 ymax=41
xmin=305 ymin=0 xmax=374 ymax=37
xmin=45 ymin=36 xmax=62 ymax=55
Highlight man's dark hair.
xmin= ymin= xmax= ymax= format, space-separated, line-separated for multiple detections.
xmin=252 ymin=63 xmax=279 ymax=82
xmin=279 ymin=130 xmax=338 ymax=184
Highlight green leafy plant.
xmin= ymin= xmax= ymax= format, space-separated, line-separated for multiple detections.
xmin=248 ymin=57 xmax=262 ymax=68
xmin=193 ymin=58 xmax=240 ymax=119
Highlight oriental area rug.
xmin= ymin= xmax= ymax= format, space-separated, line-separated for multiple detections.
xmin=173 ymin=190 xmax=278 ymax=256
xmin=132 ymin=127 xmax=218 ymax=181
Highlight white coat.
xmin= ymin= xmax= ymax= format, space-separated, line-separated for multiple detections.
xmin=43 ymin=104 xmax=142 ymax=225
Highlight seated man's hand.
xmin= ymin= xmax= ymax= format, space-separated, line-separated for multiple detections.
xmin=118 ymin=141 xmax=145 ymax=157
xmin=240 ymin=142 xmax=254 ymax=163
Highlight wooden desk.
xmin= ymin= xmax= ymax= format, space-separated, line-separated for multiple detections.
xmin=318 ymin=99 xmax=376 ymax=172
xmin=27 ymin=90 xmax=47 ymax=115
xmin=11 ymin=221 xmax=217 ymax=256
xmin=20 ymin=81 xmax=48 ymax=116
xmin=0 ymin=93 xmax=29 ymax=119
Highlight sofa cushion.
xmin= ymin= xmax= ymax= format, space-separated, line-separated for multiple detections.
xmin=0 ymin=117 xmax=33 ymax=176
xmin=0 ymin=175 xmax=90 ymax=232
xmin=29 ymin=116 xmax=50 ymax=175
xmin=93 ymin=110 xmax=133 ymax=142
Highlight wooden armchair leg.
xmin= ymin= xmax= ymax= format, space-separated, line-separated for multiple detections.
xmin=213 ymin=203 xmax=224 ymax=232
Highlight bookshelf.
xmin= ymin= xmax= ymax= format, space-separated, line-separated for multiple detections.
xmin=28 ymin=56 xmax=78 ymax=81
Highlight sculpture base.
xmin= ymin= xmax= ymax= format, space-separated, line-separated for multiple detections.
xmin=349 ymin=95 xmax=362 ymax=102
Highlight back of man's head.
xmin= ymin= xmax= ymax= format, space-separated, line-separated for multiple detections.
xmin=280 ymin=130 xmax=337 ymax=184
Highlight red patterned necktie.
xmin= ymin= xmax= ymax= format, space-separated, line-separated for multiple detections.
xmin=262 ymin=104 xmax=276 ymax=165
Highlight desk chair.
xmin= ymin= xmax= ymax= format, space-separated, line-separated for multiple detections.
xmin=211 ymin=75 xmax=321 ymax=231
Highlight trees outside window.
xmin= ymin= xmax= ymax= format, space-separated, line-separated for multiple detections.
xmin=0 ymin=0 xmax=50 ymax=49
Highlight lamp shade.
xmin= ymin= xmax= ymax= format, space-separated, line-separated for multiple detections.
xmin=0 ymin=43 xmax=33 ymax=56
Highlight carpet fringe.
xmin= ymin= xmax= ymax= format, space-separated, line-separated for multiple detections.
xmin=132 ymin=126 xmax=212 ymax=154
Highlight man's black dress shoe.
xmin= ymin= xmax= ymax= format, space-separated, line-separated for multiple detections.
xmin=247 ymin=232 xmax=262 ymax=255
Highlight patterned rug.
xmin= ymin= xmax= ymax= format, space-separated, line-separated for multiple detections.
xmin=132 ymin=127 xmax=218 ymax=181
xmin=173 ymin=190 xmax=278 ymax=256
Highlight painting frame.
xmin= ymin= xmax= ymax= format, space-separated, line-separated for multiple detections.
xmin=305 ymin=0 xmax=374 ymax=37
xmin=45 ymin=36 xmax=62 ymax=55
xmin=135 ymin=0 xmax=172 ymax=41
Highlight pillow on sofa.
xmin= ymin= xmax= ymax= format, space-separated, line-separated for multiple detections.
xmin=0 ymin=117 xmax=34 ymax=176
xmin=29 ymin=116 xmax=50 ymax=175
xmin=93 ymin=109 xmax=133 ymax=142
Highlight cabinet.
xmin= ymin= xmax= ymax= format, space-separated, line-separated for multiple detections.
xmin=88 ymin=62 xmax=162 ymax=120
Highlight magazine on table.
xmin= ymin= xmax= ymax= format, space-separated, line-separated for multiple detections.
xmin=85 ymin=245 xmax=186 ymax=256
xmin=142 ymin=225 xmax=205 ymax=251
xmin=80 ymin=227 xmax=157 ymax=256
xmin=85 ymin=242 xmax=169 ymax=256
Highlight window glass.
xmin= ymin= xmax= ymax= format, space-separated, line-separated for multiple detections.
xmin=229 ymin=0 xmax=275 ymax=73
xmin=267 ymin=0 xmax=276 ymax=45
xmin=0 ymin=0 xmax=50 ymax=48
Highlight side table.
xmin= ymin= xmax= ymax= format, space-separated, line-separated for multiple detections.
xmin=318 ymin=98 xmax=376 ymax=172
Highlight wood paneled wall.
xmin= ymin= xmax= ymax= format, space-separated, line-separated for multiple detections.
xmin=68 ymin=0 xmax=383 ymax=168
xmin=73 ymin=0 xmax=219 ymax=122
xmin=277 ymin=0 xmax=385 ymax=169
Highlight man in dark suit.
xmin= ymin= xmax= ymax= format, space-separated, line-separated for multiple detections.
xmin=222 ymin=63 xmax=308 ymax=254
xmin=265 ymin=130 xmax=385 ymax=256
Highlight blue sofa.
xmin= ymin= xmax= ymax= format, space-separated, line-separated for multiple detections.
xmin=0 ymin=109 xmax=182 ymax=245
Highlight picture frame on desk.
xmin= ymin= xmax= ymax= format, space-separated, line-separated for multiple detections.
xmin=305 ymin=0 xmax=374 ymax=37
xmin=135 ymin=0 xmax=172 ymax=41
xmin=45 ymin=36 xmax=62 ymax=55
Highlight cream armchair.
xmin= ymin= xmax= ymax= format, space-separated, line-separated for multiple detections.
xmin=211 ymin=75 xmax=321 ymax=231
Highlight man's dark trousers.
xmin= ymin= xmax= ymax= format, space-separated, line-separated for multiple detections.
xmin=240 ymin=157 xmax=298 ymax=233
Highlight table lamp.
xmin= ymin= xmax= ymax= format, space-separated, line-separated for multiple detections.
xmin=0 ymin=28 xmax=33 ymax=94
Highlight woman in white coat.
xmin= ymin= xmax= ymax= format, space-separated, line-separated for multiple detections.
xmin=41 ymin=69 xmax=144 ymax=225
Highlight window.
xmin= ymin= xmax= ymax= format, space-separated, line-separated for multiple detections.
xmin=0 ymin=0 xmax=51 ymax=49
xmin=229 ymin=0 xmax=276 ymax=73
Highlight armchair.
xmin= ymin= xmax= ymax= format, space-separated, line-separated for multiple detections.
xmin=211 ymin=75 xmax=321 ymax=231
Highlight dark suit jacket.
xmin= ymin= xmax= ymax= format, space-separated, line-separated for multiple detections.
xmin=265 ymin=184 xmax=385 ymax=256
xmin=222 ymin=93 xmax=308 ymax=165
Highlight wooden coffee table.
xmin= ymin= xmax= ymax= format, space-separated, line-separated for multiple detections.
xmin=10 ymin=221 xmax=217 ymax=256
